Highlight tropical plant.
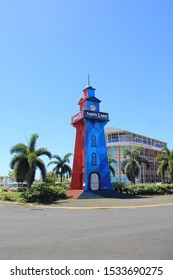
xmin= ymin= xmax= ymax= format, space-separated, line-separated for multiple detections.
xmin=8 ymin=171 xmax=14 ymax=181
xmin=121 ymin=147 xmax=150 ymax=184
xmin=48 ymin=153 xmax=72 ymax=183
xmin=22 ymin=184 xmax=66 ymax=203
xmin=112 ymin=181 xmax=128 ymax=193
xmin=155 ymin=146 xmax=173 ymax=183
xmin=128 ymin=183 xmax=173 ymax=195
xmin=108 ymin=157 xmax=117 ymax=177
xmin=45 ymin=171 xmax=55 ymax=184
xmin=10 ymin=133 xmax=51 ymax=188
xmin=0 ymin=176 xmax=3 ymax=184
xmin=0 ymin=191 xmax=24 ymax=202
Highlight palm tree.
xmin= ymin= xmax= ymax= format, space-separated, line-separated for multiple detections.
xmin=121 ymin=147 xmax=150 ymax=184
xmin=108 ymin=157 xmax=117 ymax=177
xmin=10 ymin=133 xmax=51 ymax=188
xmin=155 ymin=146 xmax=173 ymax=183
xmin=48 ymin=153 xmax=72 ymax=183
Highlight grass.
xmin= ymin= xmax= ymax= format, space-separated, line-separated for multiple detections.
xmin=0 ymin=190 xmax=24 ymax=202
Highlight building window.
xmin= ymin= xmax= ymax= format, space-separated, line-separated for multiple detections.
xmin=108 ymin=135 xmax=112 ymax=143
xmin=126 ymin=134 xmax=132 ymax=141
xmin=136 ymin=137 xmax=142 ymax=143
xmin=156 ymin=142 xmax=161 ymax=148
xmin=119 ymin=134 xmax=126 ymax=142
xmin=91 ymin=135 xmax=96 ymax=147
xmin=92 ymin=153 xmax=97 ymax=165
xmin=152 ymin=140 xmax=156 ymax=146
xmin=112 ymin=134 xmax=119 ymax=142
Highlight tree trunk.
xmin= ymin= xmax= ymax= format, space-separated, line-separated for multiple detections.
xmin=60 ymin=173 xmax=63 ymax=183
xmin=171 ymin=173 xmax=173 ymax=184
xmin=26 ymin=169 xmax=34 ymax=188
xmin=54 ymin=173 xmax=56 ymax=186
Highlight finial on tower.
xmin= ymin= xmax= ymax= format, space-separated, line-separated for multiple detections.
xmin=83 ymin=74 xmax=95 ymax=92
xmin=88 ymin=73 xmax=90 ymax=86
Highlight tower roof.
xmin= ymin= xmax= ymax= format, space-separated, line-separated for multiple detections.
xmin=83 ymin=85 xmax=96 ymax=91
xmin=86 ymin=96 xmax=101 ymax=103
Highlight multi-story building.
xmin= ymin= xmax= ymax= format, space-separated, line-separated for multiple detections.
xmin=105 ymin=127 xmax=167 ymax=184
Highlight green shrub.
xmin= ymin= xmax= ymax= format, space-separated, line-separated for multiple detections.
xmin=59 ymin=181 xmax=70 ymax=190
xmin=0 ymin=187 xmax=9 ymax=192
xmin=112 ymin=182 xmax=129 ymax=193
xmin=128 ymin=184 xmax=173 ymax=195
xmin=0 ymin=191 xmax=24 ymax=202
xmin=22 ymin=184 xmax=66 ymax=203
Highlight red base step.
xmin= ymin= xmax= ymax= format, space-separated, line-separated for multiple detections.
xmin=66 ymin=189 xmax=84 ymax=199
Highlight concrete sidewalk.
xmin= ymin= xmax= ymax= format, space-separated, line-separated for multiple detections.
xmin=0 ymin=194 xmax=173 ymax=209
xmin=53 ymin=194 xmax=173 ymax=209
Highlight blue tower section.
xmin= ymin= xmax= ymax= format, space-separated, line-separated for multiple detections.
xmin=83 ymin=85 xmax=113 ymax=191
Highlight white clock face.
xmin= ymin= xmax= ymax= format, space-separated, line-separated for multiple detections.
xmin=90 ymin=104 xmax=96 ymax=111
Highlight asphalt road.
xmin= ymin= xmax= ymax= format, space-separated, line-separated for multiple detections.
xmin=0 ymin=203 xmax=173 ymax=260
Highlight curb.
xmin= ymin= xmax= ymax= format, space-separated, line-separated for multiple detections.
xmin=1 ymin=200 xmax=173 ymax=210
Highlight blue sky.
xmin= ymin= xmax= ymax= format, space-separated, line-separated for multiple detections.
xmin=0 ymin=0 xmax=173 ymax=177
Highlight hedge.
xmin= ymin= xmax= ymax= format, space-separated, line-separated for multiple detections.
xmin=128 ymin=184 xmax=173 ymax=195
xmin=21 ymin=184 xmax=66 ymax=203
xmin=0 ymin=184 xmax=67 ymax=203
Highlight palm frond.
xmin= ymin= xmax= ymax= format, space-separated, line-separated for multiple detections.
xmin=162 ymin=146 xmax=170 ymax=156
xmin=108 ymin=157 xmax=117 ymax=164
xmin=10 ymin=154 xmax=28 ymax=169
xmin=47 ymin=160 xmax=59 ymax=167
xmin=36 ymin=158 xmax=47 ymax=181
xmin=13 ymin=158 xmax=29 ymax=182
xmin=109 ymin=165 xmax=115 ymax=177
xmin=63 ymin=153 xmax=72 ymax=163
xmin=155 ymin=154 xmax=168 ymax=163
xmin=121 ymin=160 xmax=129 ymax=174
xmin=28 ymin=133 xmax=39 ymax=153
xmin=170 ymin=150 xmax=173 ymax=160
xmin=36 ymin=148 xmax=52 ymax=159
xmin=10 ymin=144 xmax=27 ymax=155
xmin=51 ymin=155 xmax=62 ymax=162
xmin=168 ymin=159 xmax=173 ymax=173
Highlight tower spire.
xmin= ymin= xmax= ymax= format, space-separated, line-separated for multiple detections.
xmin=88 ymin=73 xmax=90 ymax=86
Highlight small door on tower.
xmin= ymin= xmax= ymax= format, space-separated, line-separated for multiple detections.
xmin=90 ymin=173 xmax=99 ymax=190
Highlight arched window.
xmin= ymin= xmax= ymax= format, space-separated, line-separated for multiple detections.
xmin=92 ymin=153 xmax=97 ymax=165
xmin=91 ymin=135 xmax=96 ymax=147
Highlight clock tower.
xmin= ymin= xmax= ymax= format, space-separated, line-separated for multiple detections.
xmin=70 ymin=83 xmax=113 ymax=191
